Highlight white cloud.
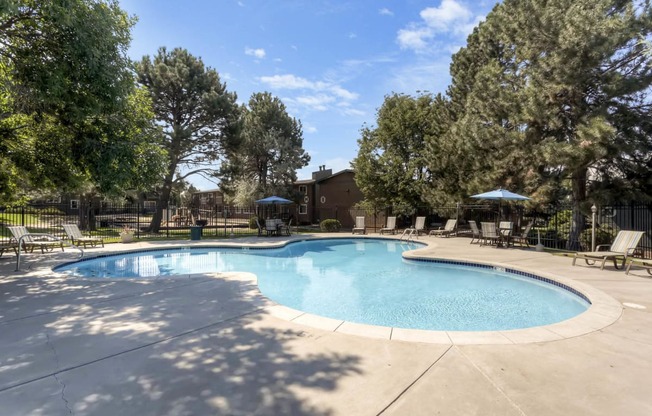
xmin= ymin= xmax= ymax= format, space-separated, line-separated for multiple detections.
xmin=397 ymin=25 xmax=433 ymax=51
xmin=348 ymin=32 xmax=357 ymax=39
xmin=379 ymin=8 xmax=394 ymax=16
xmin=397 ymin=0 xmax=483 ymax=53
xmin=420 ymin=0 xmax=472 ymax=31
xmin=244 ymin=47 xmax=266 ymax=59
xmin=304 ymin=125 xmax=318 ymax=134
xmin=259 ymin=74 xmax=315 ymax=89
xmin=330 ymin=86 xmax=359 ymax=100
xmin=342 ymin=108 xmax=366 ymax=117
xmin=295 ymin=94 xmax=336 ymax=111
xmin=259 ymin=74 xmax=359 ymax=113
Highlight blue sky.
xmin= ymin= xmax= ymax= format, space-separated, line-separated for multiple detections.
xmin=118 ymin=0 xmax=497 ymax=189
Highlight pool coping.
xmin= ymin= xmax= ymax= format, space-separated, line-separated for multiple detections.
xmin=43 ymin=235 xmax=622 ymax=345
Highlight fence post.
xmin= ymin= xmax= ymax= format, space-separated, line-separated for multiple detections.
xmin=21 ymin=206 xmax=25 ymax=226
xmin=591 ymin=204 xmax=597 ymax=251
xmin=137 ymin=203 xmax=140 ymax=239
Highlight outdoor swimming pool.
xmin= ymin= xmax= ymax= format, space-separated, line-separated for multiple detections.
xmin=54 ymin=238 xmax=590 ymax=331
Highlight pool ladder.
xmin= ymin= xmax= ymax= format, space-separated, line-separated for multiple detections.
xmin=399 ymin=227 xmax=417 ymax=243
xmin=15 ymin=233 xmax=84 ymax=271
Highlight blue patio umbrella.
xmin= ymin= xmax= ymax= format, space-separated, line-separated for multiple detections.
xmin=470 ymin=189 xmax=530 ymax=201
xmin=255 ymin=196 xmax=294 ymax=219
xmin=470 ymin=189 xmax=530 ymax=222
xmin=255 ymin=196 xmax=294 ymax=204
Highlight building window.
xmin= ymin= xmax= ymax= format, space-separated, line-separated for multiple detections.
xmin=70 ymin=200 xmax=79 ymax=209
xmin=299 ymin=185 xmax=307 ymax=195
xmin=299 ymin=204 xmax=308 ymax=215
xmin=46 ymin=197 xmax=62 ymax=204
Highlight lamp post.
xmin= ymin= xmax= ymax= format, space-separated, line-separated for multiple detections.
xmin=591 ymin=204 xmax=597 ymax=252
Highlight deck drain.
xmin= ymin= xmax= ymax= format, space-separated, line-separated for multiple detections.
xmin=623 ymin=302 xmax=646 ymax=310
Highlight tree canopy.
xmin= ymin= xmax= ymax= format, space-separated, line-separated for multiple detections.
xmin=135 ymin=47 xmax=240 ymax=231
xmin=352 ymin=93 xmax=440 ymax=211
xmin=0 ymin=0 xmax=164 ymax=203
xmin=356 ymin=0 xmax=652 ymax=214
xmin=221 ymin=92 xmax=309 ymax=204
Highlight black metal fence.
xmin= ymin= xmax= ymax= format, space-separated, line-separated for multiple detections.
xmin=345 ymin=203 xmax=652 ymax=258
xmin=1 ymin=201 xmax=651 ymax=258
xmin=0 ymin=202 xmax=299 ymax=243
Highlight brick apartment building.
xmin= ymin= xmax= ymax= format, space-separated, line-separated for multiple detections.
xmin=293 ymin=166 xmax=364 ymax=228
xmin=189 ymin=166 xmax=365 ymax=228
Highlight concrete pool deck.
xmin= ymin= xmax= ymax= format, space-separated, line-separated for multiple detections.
xmin=0 ymin=234 xmax=651 ymax=415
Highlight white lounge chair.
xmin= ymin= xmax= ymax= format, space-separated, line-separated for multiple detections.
xmin=352 ymin=216 xmax=366 ymax=234
xmin=414 ymin=216 xmax=427 ymax=235
xmin=380 ymin=216 xmax=397 ymax=235
xmin=7 ymin=225 xmax=64 ymax=254
xmin=62 ymin=224 xmax=104 ymax=248
xmin=429 ymin=219 xmax=457 ymax=237
xmin=572 ymin=230 xmax=644 ymax=270
xmin=626 ymin=258 xmax=652 ymax=275
xmin=0 ymin=241 xmax=18 ymax=258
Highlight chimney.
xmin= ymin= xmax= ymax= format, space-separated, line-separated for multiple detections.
xmin=312 ymin=165 xmax=333 ymax=181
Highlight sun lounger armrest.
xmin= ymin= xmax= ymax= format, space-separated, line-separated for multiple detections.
xmin=595 ymin=244 xmax=611 ymax=252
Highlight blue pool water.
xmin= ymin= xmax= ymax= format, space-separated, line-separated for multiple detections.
xmin=55 ymin=238 xmax=589 ymax=331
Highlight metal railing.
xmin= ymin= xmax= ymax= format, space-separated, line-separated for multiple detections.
xmin=15 ymin=233 xmax=84 ymax=271
xmin=2 ymin=201 xmax=651 ymax=257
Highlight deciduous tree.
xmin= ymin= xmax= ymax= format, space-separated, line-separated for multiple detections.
xmin=352 ymin=93 xmax=435 ymax=211
xmin=0 ymin=0 xmax=163 ymax=203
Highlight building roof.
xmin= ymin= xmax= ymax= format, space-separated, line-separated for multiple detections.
xmin=315 ymin=169 xmax=354 ymax=183
xmin=296 ymin=169 xmax=354 ymax=184
xmin=192 ymin=188 xmax=222 ymax=194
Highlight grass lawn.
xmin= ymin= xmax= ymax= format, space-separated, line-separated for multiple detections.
xmin=0 ymin=212 xmax=42 ymax=225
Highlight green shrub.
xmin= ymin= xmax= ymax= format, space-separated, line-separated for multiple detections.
xmin=580 ymin=225 xmax=617 ymax=251
xmin=249 ymin=216 xmax=259 ymax=229
xmin=320 ymin=219 xmax=341 ymax=232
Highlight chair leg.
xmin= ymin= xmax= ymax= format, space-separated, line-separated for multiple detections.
xmin=616 ymin=257 xmax=626 ymax=270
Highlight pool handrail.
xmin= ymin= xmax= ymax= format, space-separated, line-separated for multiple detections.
xmin=15 ymin=233 xmax=84 ymax=271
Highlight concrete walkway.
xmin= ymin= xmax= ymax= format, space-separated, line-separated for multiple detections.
xmin=0 ymin=234 xmax=651 ymax=415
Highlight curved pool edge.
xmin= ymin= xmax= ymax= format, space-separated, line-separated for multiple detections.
xmin=46 ymin=234 xmax=623 ymax=345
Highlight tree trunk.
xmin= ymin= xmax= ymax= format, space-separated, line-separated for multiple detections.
xmin=89 ymin=197 xmax=98 ymax=231
xmin=79 ymin=195 xmax=90 ymax=230
xmin=566 ymin=168 xmax=587 ymax=251
xmin=148 ymin=174 xmax=173 ymax=233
